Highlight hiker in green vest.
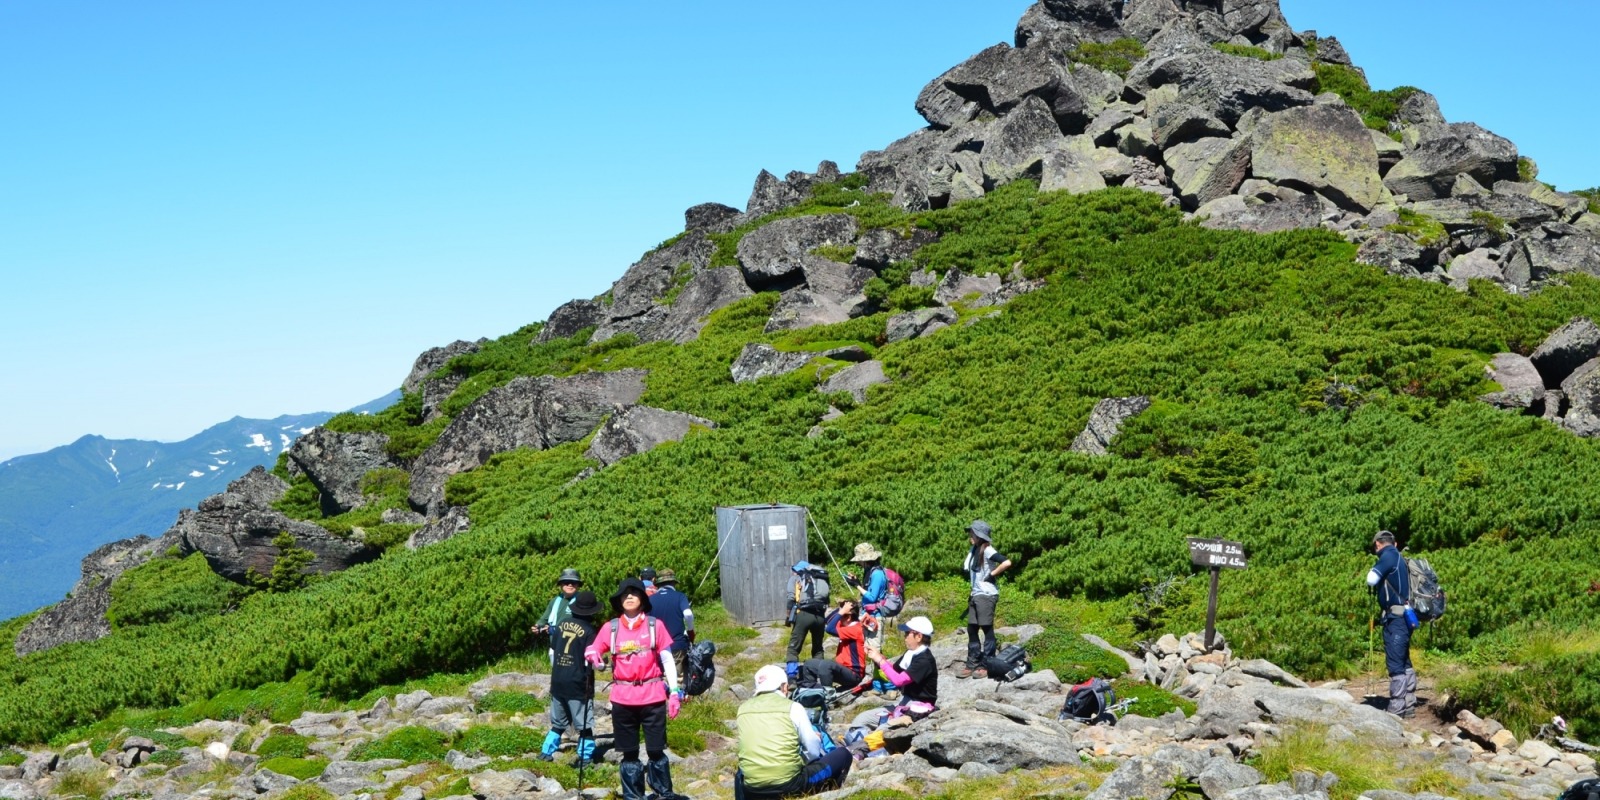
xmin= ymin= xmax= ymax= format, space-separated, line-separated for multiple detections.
xmin=532 ymin=568 xmax=584 ymax=662
xmin=735 ymin=665 xmax=853 ymax=798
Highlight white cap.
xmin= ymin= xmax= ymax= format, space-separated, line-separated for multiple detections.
xmin=898 ymin=615 xmax=934 ymax=638
xmin=753 ymin=665 xmax=788 ymax=694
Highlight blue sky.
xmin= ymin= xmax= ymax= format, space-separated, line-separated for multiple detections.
xmin=2 ymin=1 xmax=1595 ymax=461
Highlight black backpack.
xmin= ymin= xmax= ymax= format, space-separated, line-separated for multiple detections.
xmin=983 ymin=644 xmax=1031 ymax=683
xmin=1060 ymin=678 xmax=1117 ymax=723
xmin=1562 ymin=779 xmax=1600 ymax=800
xmin=683 ymin=641 xmax=717 ymax=697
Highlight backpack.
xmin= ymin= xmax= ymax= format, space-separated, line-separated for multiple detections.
xmin=1060 ymin=678 xmax=1117 ymax=723
xmin=983 ymin=644 xmax=1031 ymax=683
xmin=608 ymin=616 xmax=658 ymax=655
xmin=683 ymin=640 xmax=717 ymax=697
xmin=1561 ymin=779 xmax=1600 ymax=800
xmin=1406 ymin=557 xmax=1446 ymax=622
xmin=870 ymin=566 xmax=906 ymax=618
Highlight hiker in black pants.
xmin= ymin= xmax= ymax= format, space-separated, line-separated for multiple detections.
xmin=784 ymin=561 xmax=830 ymax=678
xmin=1366 ymin=530 xmax=1417 ymax=717
xmin=960 ymin=520 xmax=1011 ymax=679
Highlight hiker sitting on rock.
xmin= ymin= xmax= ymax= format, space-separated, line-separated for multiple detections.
xmin=1367 ymin=530 xmax=1418 ymax=718
xmin=539 ymin=590 xmax=600 ymax=766
xmin=585 ymin=578 xmax=687 ymax=800
xmin=864 ymin=615 xmax=938 ymax=718
xmin=735 ymin=665 xmax=854 ymax=798
xmin=799 ymin=598 xmax=869 ymax=694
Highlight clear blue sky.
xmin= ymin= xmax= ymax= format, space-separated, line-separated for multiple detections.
xmin=2 ymin=1 xmax=1594 ymax=462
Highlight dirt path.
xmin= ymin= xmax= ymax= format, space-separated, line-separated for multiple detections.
xmin=1337 ymin=669 xmax=1456 ymax=737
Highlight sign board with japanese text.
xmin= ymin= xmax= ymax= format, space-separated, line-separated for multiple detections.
xmin=1187 ymin=537 xmax=1248 ymax=570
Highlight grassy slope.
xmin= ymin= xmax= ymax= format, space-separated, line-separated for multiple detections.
xmin=5 ymin=183 xmax=1600 ymax=745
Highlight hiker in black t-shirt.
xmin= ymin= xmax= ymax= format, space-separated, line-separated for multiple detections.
xmin=540 ymin=590 xmax=602 ymax=765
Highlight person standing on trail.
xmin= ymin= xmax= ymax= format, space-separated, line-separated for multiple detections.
xmin=647 ymin=568 xmax=696 ymax=680
xmin=785 ymin=561 xmax=830 ymax=678
xmin=1367 ymin=530 xmax=1417 ymax=718
xmin=532 ymin=568 xmax=584 ymax=662
xmin=585 ymin=578 xmax=687 ymax=800
xmin=960 ymin=520 xmax=1011 ymax=679
xmin=844 ymin=543 xmax=887 ymax=652
xmin=539 ymin=590 xmax=600 ymax=766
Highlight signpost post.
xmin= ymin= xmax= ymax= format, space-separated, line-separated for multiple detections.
xmin=1186 ymin=537 xmax=1248 ymax=650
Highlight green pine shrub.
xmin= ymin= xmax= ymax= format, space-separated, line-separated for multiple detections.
xmin=348 ymin=726 xmax=450 ymax=763
xmin=259 ymin=757 xmax=328 ymax=780
xmin=1212 ymin=43 xmax=1280 ymax=61
xmin=107 ymin=553 xmax=252 ymax=628
xmin=1574 ymin=187 xmax=1600 ymax=215
xmin=1309 ymin=63 xmax=1420 ymax=132
xmin=453 ymin=725 xmax=543 ymax=758
xmin=476 ymin=691 xmax=546 ymax=715
xmin=0 ymin=749 xmax=22 ymax=767
xmin=255 ymin=732 xmax=313 ymax=759
xmin=1111 ymin=680 xmax=1195 ymax=718
xmin=280 ymin=785 xmax=336 ymax=800
xmin=1067 ymin=39 xmax=1147 ymax=77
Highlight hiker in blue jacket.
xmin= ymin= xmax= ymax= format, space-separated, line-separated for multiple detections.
xmin=1366 ymin=530 xmax=1418 ymax=717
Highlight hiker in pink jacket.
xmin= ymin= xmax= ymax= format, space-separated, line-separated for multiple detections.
xmin=585 ymin=578 xmax=686 ymax=800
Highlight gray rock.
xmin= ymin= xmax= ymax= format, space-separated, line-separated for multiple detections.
xmin=1087 ymin=106 xmax=1139 ymax=148
xmin=1356 ymin=231 xmax=1428 ymax=277
xmin=983 ymin=96 xmax=1069 ymax=184
xmin=818 ymin=361 xmax=889 ymax=404
xmin=1087 ymin=755 xmax=1187 ymax=800
xmin=1561 ymin=358 xmax=1600 ymax=434
xmin=1384 ymin=123 xmax=1520 ymax=202
xmin=1166 ymin=136 xmax=1253 ymax=210
xmin=935 ymin=269 xmax=1004 ymax=305
xmin=381 ymin=508 xmax=425 ymax=525
xmin=415 ymin=696 xmax=474 ymax=718
xmin=1518 ymin=233 xmax=1600 ymax=284
xmin=1395 ymin=91 xmax=1446 ymax=127
xmin=1251 ymin=104 xmax=1385 ymax=212
xmin=1222 ymin=784 xmax=1296 ymax=800
xmin=1493 ymin=182 xmax=1590 ymax=223
xmin=536 ymin=299 xmax=604 ymax=344
xmin=1124 ymin=155 xmax=1179 ymax=203
xmin=738 ymin=215 xmax=860 ymax=288
xmin=600 ymin=232 xmax=717 ymax=325
xmin=684 ymin=202 xmax=741 ymax=233
xmin=1312 ymin=35 xmax=1352 ymax=66
xmin=1531 ymin=318 xmax=1600 ymax=388
xmin=855 ymin=228 xmax=938 ymax=272
xmin=746 ymin=169 xmax=804 ymax=218
xmin=0 ymin=781 xmax=36 ymax=800
xmin=909 ymin=709 xmax=1078 ymax=770
xmin=287 ymin=428 xmax=401 ymax=516
xmin=586 ymin=405 xmax=718 ymax=468
xmin=1070 ymin=397 xmax=1152 ymax=455
xmin=420 ymin=371 xmax=466 ymax=422
xmin=639 ymin=265 xmax=758 ymax=345
xmin=253 ymin=769 xmax=301 ymax=794
xmin=1081 ymin=633 xmax=1143 ymax=673
xmin=395 ymin=689 xmax=433 ymax=712
xmin=1237 ymin=659 xmax=1310 ymax=688
xmin=20 ymin=753 xmax=56 ymax=782
xmin=917 ymin=43 xmax=1066 ymax=130
xmin=14 ymin=530 xmax=173 ymax=655
xmin=731 ymin=344 xmax=819 ymax=384
xmin=803 ymin=256 xmax=877 ymax=306
xmin=1040 ymin=0 xmax=1123 ymax=31
xmin=321 ymin=759 xmax=405 ymax=783
xmin=1408 ymin=194 xmax=1555 ymax=232
xmin=408 ymin=505 xmax=470 ymax=549
xmin=1151 ymin=102 xmax=1231 ymax=150
xmin=408 ymin=370 xmax=647 ymax=513
xmin=886 ymin=308 xmax=959 ymax=343
xmin=402 ymin=339 xmax=481 ymax=395
xmin=1480 ymin=353 xmax=1545 ymax=411
xmin=1117 ymin=119 xmax=1159 ymax=160
xmin=1447 ymin=248 xmax=1506 ymax=291
xmin=1156 ymin=53 xmax=1314 ymax=126
xmin=764 ymin=288 xmax=862 ymax=333
xmin=1041 ymin=145 xmax=1108 ymax=194
xmin=468 ymin=769 xmax=542 ymax=799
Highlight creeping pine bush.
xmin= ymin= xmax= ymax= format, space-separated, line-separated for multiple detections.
xmin=1309 ymin=63 xmax=1420 ymax=132
xmin=349 ymin=726 xmax=450 ymax=763
xmin=107 ymin=553 xmax=251 ymax=628
xmin=259 ymin=757 xmax=328 ymax=781
xmin=7 ymin=181 xmax=1600 ymax=745
xmin=255 ymin=733 xmax=313 ymax=759
xmin=1067 ymin=38 xmax=1147 ymax=76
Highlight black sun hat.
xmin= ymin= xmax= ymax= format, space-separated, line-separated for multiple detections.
xmin=569 ymin=591 xmax=602 ymax=617
xmin=610 ymin=578 xmax=654 ymax=615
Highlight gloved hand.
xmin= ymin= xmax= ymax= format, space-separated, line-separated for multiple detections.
xmin=844 ymin=573 xmax=860 ymax=589
xmin=667 ymin=692 xmax=683 ymax=720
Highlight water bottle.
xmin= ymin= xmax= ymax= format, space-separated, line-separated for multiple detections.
xmin=1403 ymin=606 xmax=1419 ymax=629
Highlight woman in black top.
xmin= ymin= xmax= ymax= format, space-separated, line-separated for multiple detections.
xmin=864 ymin=614 xmax=938 ymax=708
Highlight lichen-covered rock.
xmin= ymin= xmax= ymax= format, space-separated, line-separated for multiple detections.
xmin=1384 ymin=122 xmax=1520 ymax=201
xmin=1070 ymin=397 xmax=1152 ymax=455
xmin=287 ymin=428 xmax=401 ymax=516
xmin=1492 ymin=181 xmax=1590 ymax=222
xmin=1165 ymin=136 xmax=1253 ymax=209
xmin=909 ymin=709 xmax=1079 ymax=770
xmin=855 ymin=228 xmax=938 ymax=271
xmin=586 ymin=405 xmax=717 ymax=468
xmin=1531 ymin=318 xmax=1600 ymax=388
xmin=738 ymin=215 xmax=860 ymax=288
xmin=1407 ymin=194 xmax=1555 ymax=232
xmin=408 ymin=506 xmax=470 ymax=550
xmin=408 ymin=370 xmax=648 ymax=513
xmin=1250 ymin=104 xmax=1384 ymax=212
xmin=1480 ymin=353 xmax=1545 ymax=411
xmin=887 ymin=307 xmax=960 ymax=343
xmin=535 ymin=299 xmax=604 ymax=344
xmin=934 ymin=269 xmax=1004 ymax=305
xmin=177 ymin=471 xmax=380 ymax=584
xmin=818 ymin=361 xmax=889 ymax=404
xmin=600 ymin=233 xmax=717 ymax=326
xmin=597 ymin=266 xmax=755 ymax=346
xmin=1394 ymin=90 xmax=1445 ymax=126
xmin=764 ymin=289 xmax=862 ymax=333
xmin=1150 ymin=102 xmax=1230 ymax=150
xmin=684 ymin=202 xmax=742 ymax=233
xmin=1560 ymin=358 xmax=1600 ymax=435
xmin=1446 ymin=248 xmax=1506 ymax=291
xmin=1356 ymin=231 xmax=1428 ymax=278
xmin=746 ymin=165 xmax=848 ymax=219
xmin=730 ymin=344 xmax=818 ymax=384
xmin=402 ymin=339 xmax=482 ymax=395
xmin=916 ymin=43 xmax=1066 ymax=130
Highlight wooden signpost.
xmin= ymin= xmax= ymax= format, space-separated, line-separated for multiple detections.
xmin=1187 ymin=537 xmax=1248 ymax=650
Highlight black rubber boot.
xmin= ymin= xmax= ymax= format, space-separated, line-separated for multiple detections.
xmin=646 ymin=755 xmax=687 ymax=800
xmin=619 ymin=759 xmax=648 ymax=800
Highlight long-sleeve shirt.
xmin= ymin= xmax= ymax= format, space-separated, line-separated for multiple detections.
xmin=878 ymin=646 xmax=938 ymax=705
xmin=584 ymin=614 xmax=679 ymax=707
xmin=1367 ymin=547 xmax=1409 ymax=612
xmin=826 ymin=612 xmax=866 ymax=676
xmin=860 ymin=567 xmax=888 ymax=612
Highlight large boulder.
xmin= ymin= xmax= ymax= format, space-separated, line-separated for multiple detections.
xmin=1197 ymin=191 xmax=1327 ymax=234
xmin=1383 ymin=122 xmax=1520 ymax=201
xmin=1250 ymin=104 xmax=1385 ymax=212
xmin=818 ymin=361 xmax=889 ymax=404
xmin=916 ymin=43 xmax=1066 ymax=130
xmin=402 ymin=339 xmax=482 ymax=395
xmin=738 ymin=215 xmax=860 ymax=289
xmin=1407 ymin=194 xmax=1556 ymax=232
xmin=746 ymin=162 xmax=841 ymax=218
xmin=908 ymin=708 xmax=1078 ymax=770
xmin=1446 ymin=248 xmax=1506 ymax=291
xmin=535 ymin=299 xmax=605 ymax=344
xmin=286 ymin=428 xmax=402 ymax=516
xmin=1041 ymin=144 xmax=1108 ymax=194
xmin=408 ymin=506 xmax=471 ymax=550
xmin=1150 ymin=102 xmax=1230 ymax=150
xmin=982 ymin=96 xmax=1068 ymax=183
xmin=1493 ymin=181 xmax=1591 ymax=223
xmin=1356 ymin=231 xmax=1428 ymax=277
xmin=176 ymin=469 xmax=381 ymax=584
xmin=643 ymin=266 xmax=757 ymax=344
xmin=600 ymin=233 xmax=717 ymax=325
xmin=13 ymin=533 xmax=171 ymax=656
xmin=1530 ymin=318 xmax=1600 ymax=388
xmin=1513 ymin=232 xmax=1600 ymax=284
xmin=802 ymin=257 xmax=876 ymax=306
xmin=585 ymin=405 xmax=718 ymax=468
xmin=1040 ymin=0 xmax=1124 ymax=32
xmin=855 ymin=228 xmax=939 ymax=271
xmin=1480 ymin=353 xmax=1546 ymax=411
xmin=1165 ymin=136 xmax=1252 ymax=210
xmin=763 ymin=289 xmax=861 ymax=333
xmin=408 ymin=370 xmax=648 ymax=513
xmin=1086 ymin=754 xmax=1188 ymax=800
xmin=1394 ymin=90 xmax=1445 ymax=126
xmin=684 ymin=202 xmax=742 ymax=233
xmin=1070 ymin=397 xmax=1152 ymax=455
xmin=935 ymin=269 xmax=1004 ymax=305
xmin=420 ymin=372 xmax=466 ymax=423
xmin=1561 ymin=358 xmax=1600 ymax=435
xmin=1193 ymin=681 xmax=1405 ymax=744
xmin=887 ymin=307 xmax=960 ymax=343
xmin=731 ymin=344 xmax=819 ymax=384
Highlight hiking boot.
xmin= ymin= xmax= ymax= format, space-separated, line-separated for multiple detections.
xmin=535 ymin=752 xmax=554 ymax=762
xmin=974 ymin=668 xmax=989 ymax=679
xmin=957 ymin=665 xmax=976 ymax=679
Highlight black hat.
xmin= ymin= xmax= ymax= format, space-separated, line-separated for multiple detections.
xmin=556 ymin=568 xmax=583 ymax=586
xmin=640 ymin=567 xmax=657 ymax=581
xmin=569 ymin=591 xmax=602 ymax=618
xmin=611 ymin=578 xmax=654 ymax=615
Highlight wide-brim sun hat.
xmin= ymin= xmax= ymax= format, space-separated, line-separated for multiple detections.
xmin=850 ymin=542 xmax=881 ymax=563
xmin=570 ymin=591 xmax=602 ymax=617
xmin=898 ymin=615 xmax=934 ymax=638
xmin=753 ymin=664 xmax=788 ymax=694
xmin=966 ymin=520 xmax=993 ymax=543
xmin=556 ymin=568 xmax=583 ymax=586
xmin=610 ymin=578 xmax=654 ymax=615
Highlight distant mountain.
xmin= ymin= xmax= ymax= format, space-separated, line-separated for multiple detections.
xmin=0 ymin=392 xmax=398 ymax=619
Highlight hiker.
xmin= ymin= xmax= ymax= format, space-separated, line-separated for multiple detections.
xmin=843 ymin=543 xmax=887 ymax=652
xmin=863 ymin=615 xmax=939 ymax=714
xmin=735 ymin=665 xmax=854 ymax=798
xmin=649 ymin=568 xmax=697 ymax=680
xmin=540 ymin=590 xmax=601 ymax=766
xmin=640 ymin=567 xmax=659 ymax=596
xmin=800 ymin=598 xmax=868 ymax=693
xmin=585 ymin=578 xmax=687 ymax=800
xmin=1367 ymin=530 xmax=1418 ymax=717
xmin=960 ymin=520 xmax=1012 ymax=678
xmin=532 ymin=568 xmax=584 ymax=662
xmin=785 ymin=561 xmax=830 ymax=677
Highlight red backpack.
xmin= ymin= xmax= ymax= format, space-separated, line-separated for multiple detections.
xmin=873 ymin=566 xmax=905 ymax=617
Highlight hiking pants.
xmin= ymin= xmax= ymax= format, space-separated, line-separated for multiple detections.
xmin=1381 ymin=613 xmax=1417 ymax=714
xmin=965 ymin=594 xmax=998 ymax=667
xmin=802 ymin=658 xmax=865 ymax=691
xmin=787 ymin=608 xmax=826 ymax=661
xmin=739 ymin=748 xmax=853 ymax=798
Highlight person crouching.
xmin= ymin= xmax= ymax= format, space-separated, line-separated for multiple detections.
xmin=736 ymin=665 xmax=853 ymax=798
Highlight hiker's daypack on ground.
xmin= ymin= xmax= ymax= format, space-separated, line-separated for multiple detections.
xmin=683 ymin=640 xmax=716 ymax=696
xmin=1406 ymin=556 xmax=1446 ymax=621
xmin=1061 ymin=677 xmax=1116 ymax=723
xmin=871 ymin=565 xmax=906 ymax=617
xmin=984 ymin=643 xmax=1031 ymax=683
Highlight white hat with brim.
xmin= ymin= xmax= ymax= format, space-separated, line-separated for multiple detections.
xmin=754 ymin=665 xmax=788 ymax=694
xmin=898 ymin=616 xmax=934 ymax=638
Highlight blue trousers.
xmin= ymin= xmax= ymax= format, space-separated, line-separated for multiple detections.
xmin=1381 ymin=614 xmax=1417 ymax=714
